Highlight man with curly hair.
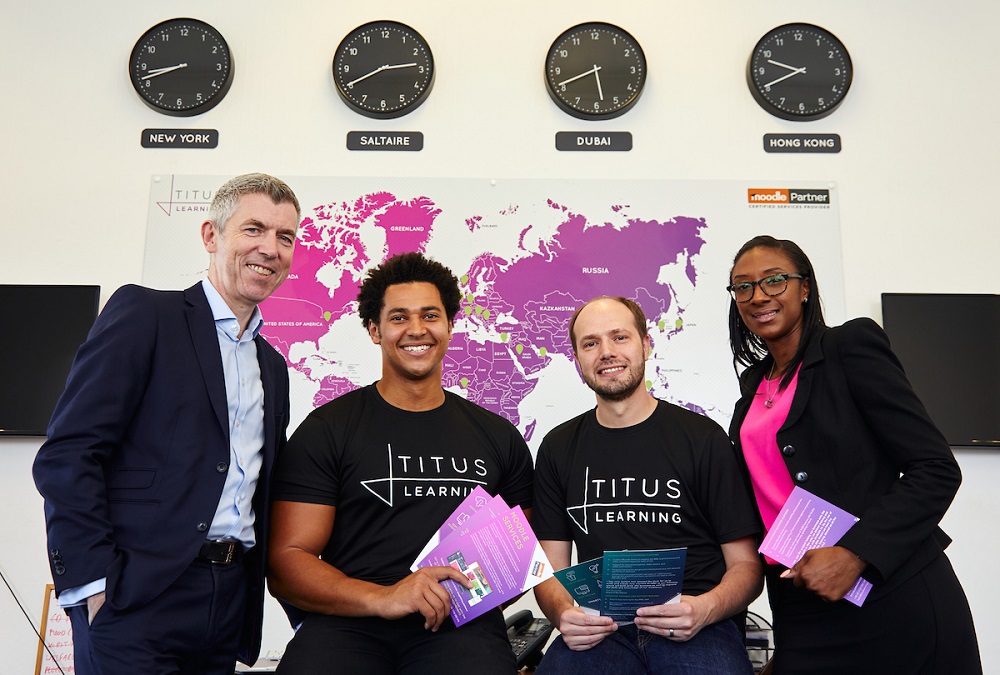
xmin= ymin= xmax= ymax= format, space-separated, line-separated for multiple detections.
xmin=269 ymin=252 xmax=534 ymax=674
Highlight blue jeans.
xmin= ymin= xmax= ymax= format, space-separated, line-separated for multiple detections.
xmin=535 ymin=620 xmax=753 ymax=675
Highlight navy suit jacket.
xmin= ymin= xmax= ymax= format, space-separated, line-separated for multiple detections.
xmin=33 ymin=283 xmax=290 ymax=663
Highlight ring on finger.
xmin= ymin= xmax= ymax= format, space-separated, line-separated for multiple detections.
xmin=668 ymin=628 xmax=674 ymax=638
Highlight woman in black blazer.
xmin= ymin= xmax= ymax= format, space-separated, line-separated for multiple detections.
xmin=726 ymin=235 xmax=981 ymax=674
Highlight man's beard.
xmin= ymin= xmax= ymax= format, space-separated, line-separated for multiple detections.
xmin=583 ymin=361 xmax=645 ymax=402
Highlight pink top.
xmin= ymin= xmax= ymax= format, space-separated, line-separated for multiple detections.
xmin=739 ymin=366 xmax=800 ymax=544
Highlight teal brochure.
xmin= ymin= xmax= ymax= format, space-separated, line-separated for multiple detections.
xmin=553 ymin=556 xmax=603 ymax=612
xmin=601 ymin=548 xmax=687 ymax=622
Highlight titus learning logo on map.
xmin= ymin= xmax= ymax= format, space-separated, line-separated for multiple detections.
xmin=747 ymin=188 xmax=830 ymax=209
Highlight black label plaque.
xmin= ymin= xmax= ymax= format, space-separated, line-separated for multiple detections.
xmin=763 ymin=133 xmax=841 ymax=153
xmin=347 ymin=131 xmax=423 ymax=151
xmin=141 ymin=129 xmax=218 ymax=149
xmin=556 ymin=131 xmax=632 ymax=151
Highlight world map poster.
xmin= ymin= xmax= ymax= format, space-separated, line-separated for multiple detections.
xmin=143 ymin=177 xmax=844 ymax=451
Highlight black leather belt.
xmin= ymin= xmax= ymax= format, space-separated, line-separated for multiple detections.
xmin=197 ymin=539 xmax=243 ymax=564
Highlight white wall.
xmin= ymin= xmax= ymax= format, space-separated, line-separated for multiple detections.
xmin=3 ymin=1 xmax=998 ymax=672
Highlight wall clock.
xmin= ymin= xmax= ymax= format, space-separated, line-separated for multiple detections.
xmin=545 ymin=22 xmax=646 ymax=120
xmin=129 ymin=18 xmax=234 ymax=117
xmin=747 ymin=23 xmax=852 ymax=121
xmin=333 ymin=20 xmax=435 ymax=119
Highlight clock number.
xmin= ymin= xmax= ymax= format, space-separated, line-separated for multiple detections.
xmin=559 ymin=49 xmax=568 ymax=58
xmin=363 ymin=35 xmax=371 ymax=44
xmin=216 ymin=63 xmax=222 ymax=71
xmin=146 ymin=45 xmax=156 ymax=54
xmin=624 ymin=49 xmax=630 ymax=57
xmin=343 ymin=64 xmax=350 ymax=73
xmin=161 ymin=34 xmax=169 ymax=42
xmin=590 ymin=31 xmax=600 ymax=40
xmin=818 ymin=97 xmax=825 ymax=106
xmin=794 ymin=32 xmax=803 ymax=41
xmin=828 ymin=51 xmax=835 ymax=59
xmin=572 ymin=37 xmax=581 ymax=45
xmin=413 ymin=47 xmax=419 ymax=56
xmin=775 ymin=38 xmax=784 ymax=46
xmin=180 ymin=28 xmax=189 ymax=37
xmin=212 ymin=46 xmax=218 ymax=54
xmin=177 ymin=98 xmax=183 ymax=106
xmin=400 ymin=94 xmax=406 ymax=102
xmin=381 ymin=30 xmax=390 ymax=38
xmin=349 ymin=47 xmax=357 ymax=56
xmin=380 ymin=99 xmax=387 ymax=108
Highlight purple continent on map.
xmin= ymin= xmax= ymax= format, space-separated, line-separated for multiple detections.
xmin=260 ymin=194 xmax=707 ymax=440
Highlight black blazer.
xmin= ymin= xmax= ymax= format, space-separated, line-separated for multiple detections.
xmin=729 ymin=318 xmax=959 ymax=596
xmin=33 ymin=283 xmax=290 ymax=663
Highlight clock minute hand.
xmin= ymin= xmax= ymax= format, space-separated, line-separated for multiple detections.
xmin=140 ymin=63 xmax=189 ymax=80
xmin=346 ymin=65 xmax=389 ymax=88
xmin=346 ymin=62 xmax=419 ymax=88
xmin=557 ymin=65 xmax=601 ymax=88
xmin=593 ymin=64 xmax=604 ymax=101
xmin=763 ymin=66 xmax=806 ymax=89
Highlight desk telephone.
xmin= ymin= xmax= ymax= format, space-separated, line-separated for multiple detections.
xmin=505 ymin=609 xmax=553 ymax=669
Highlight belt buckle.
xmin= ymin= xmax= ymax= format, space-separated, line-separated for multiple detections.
xmin=215 ymin=541 xmax=235 ymax=565
xmin=207 ymin=539 xmax=237 ymax=564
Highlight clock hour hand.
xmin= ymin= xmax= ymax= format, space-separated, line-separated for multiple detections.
xmin=557 ymin=65 xmax=602 ymax=88
xmin=140 ymin=63 xmax=189 ymax=80
xmin=766 ymin=59 xmax=803 ymax=72
xmin=763 ymin=66 xmax=806 ymax=89
xmin=382 ymin=62 xmax=418 ymax=71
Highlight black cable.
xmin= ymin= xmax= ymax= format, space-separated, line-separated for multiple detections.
xmin=0 ymin=564 xmax=68 ymax=675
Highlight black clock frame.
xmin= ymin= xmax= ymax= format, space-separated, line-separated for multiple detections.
xmin=545 ymin=22 xmax=647 ymax=120
xmin=332 ymin=20 xmax=435 ymax=120
xmin=747 ymin=23 xmax=852 ymax=122
xmin=129 ymin=18 xmax=234 ymax=117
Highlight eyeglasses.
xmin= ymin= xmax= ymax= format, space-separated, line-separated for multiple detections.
xmin=726 ymin=273 xmax=807 ymax=303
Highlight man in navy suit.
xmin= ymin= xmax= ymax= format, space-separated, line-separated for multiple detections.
xmin=33 ymin=173 xmax=300 ymax=674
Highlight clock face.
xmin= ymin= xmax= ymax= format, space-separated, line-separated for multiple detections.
xmin=129 ymin=18 xmax=234 ymax=117
xmin=747 ymin=23 xmax=852 ymax=121
xmin=333 ymin=21 xmax=435 ymax=119
xmin=545 ymin=22 xmax=646 ymax=120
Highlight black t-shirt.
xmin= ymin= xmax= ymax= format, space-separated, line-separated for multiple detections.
xmin=533 ymin=400 xmax=760 ymax=596
xmin=272 ymin=384 xmax=534 ymax=586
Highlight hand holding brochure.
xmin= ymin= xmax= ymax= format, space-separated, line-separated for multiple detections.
xmin=758 ymin=486 xmax=872 ymax=606
xmin=415 ymin=497 xmax=552 ymax=627
xmin=554 ymin=548 xmax=687 ymax=623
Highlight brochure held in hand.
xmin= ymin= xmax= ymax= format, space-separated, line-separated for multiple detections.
xmin=414 ymin=487 xmax=553 ymax=627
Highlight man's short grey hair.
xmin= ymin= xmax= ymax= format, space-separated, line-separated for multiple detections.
xmin=207 ymin=173 xmax=301 ymax=230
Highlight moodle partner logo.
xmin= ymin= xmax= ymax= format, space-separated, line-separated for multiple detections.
xmin=748 ymin=188 xmax=831 ymax=205
xmin=748 ymin=188 xmax=789 ymax=203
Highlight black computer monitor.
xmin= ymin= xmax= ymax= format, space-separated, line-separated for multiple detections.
xmin=881 ymin=293 xmax=1000 ymax=448
xmin=0 ymin=285 xmax=100 ymax=436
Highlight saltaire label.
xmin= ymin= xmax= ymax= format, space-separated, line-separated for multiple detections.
xmin=556 ymin=131 xmax=632 ymax=152
xmin=141 ymin=129 xmax=218 ymax=149
xmin=347 ymin=131 xmax=424 ymax=151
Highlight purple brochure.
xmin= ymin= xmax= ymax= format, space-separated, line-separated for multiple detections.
xmin=410 ymin=486 xmax=496 ymax=571
xmin=416 ymin=505 xmax=553 ymax=627
xmin=758 ymin=486 xmax=872 ymax=606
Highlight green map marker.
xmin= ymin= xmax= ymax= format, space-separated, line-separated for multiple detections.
xmin=323 ymin=311 xmax=332 ymax=322
xmin=460 ymin=377 xmax=469 ymax=389
xmin=515 ymin=344 xmax=524 ymax=355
